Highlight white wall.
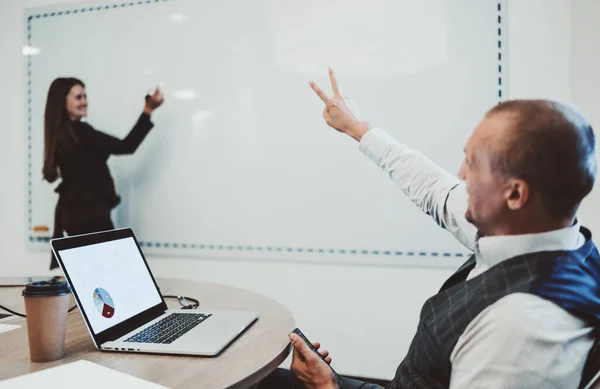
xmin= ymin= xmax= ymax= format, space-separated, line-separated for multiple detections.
xmin=1 ymin=0 xmax=597 ymax=381
xmin=572 ymin=0 xmax=600 ymax=225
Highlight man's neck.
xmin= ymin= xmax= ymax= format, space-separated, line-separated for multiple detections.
xmin=486 ymin=214 xmax=575 ymax=237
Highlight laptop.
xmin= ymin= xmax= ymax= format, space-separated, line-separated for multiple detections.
xmin=50 ymin=228 xmax=259 ymax=356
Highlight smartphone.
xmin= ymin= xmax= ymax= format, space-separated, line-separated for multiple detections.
xmin=290 ymin=328 xmax=343 ymax=387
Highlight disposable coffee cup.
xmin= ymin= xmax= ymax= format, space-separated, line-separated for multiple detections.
xmin=22 ymin=279 xmax=71 ymax=362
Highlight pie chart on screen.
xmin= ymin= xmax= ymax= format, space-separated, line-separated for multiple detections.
xmin=93 ymin=288 xmax=115 ymax=318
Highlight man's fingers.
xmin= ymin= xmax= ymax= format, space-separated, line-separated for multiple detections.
xmin=292 ymin=344 xmax=306 ymax=362
xmin=309 ymin=81 xmax=332 ymax=105
xmin=319 ymin=349 xmax=329 ymax=359
xmin=325 ymin=356 xmax=332 ymax=364
xmin=323 ymin=110 xmax=333 ymax=126
xmin=290 ymin=333 xmax=314 ymax=359
xmin=329 ymin=67 xmax=343 ymax=97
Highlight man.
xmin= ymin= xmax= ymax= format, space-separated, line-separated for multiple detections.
xmin=260 ymin=68 xmax=600 ymax=388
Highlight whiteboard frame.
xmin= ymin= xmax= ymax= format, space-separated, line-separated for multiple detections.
xmin=23 ymin=0 xmax=508 ymax=268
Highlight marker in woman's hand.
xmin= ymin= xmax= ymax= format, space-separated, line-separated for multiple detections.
xmin=145 ymin=85 xmax=162 ymax=101
xmin=144 ymin=85 xmax=165 ymax=113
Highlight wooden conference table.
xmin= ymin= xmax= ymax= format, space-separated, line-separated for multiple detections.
xmin=0 ymin=278 xmax=295 ymax=388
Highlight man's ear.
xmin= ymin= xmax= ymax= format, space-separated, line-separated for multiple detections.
xmin=505 ymin=178 xmax=529 ymax=211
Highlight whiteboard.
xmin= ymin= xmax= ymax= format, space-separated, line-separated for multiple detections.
xmin=26 ymin=0 xmax=507 ymax=266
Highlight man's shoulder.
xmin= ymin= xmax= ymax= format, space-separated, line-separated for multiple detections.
xmin=468 ymin=293 xmax=589 ymax=337
xmin=450 ymin=292 xmax=594 ymax=388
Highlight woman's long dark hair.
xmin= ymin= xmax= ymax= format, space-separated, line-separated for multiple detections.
xmin=42 ymin=77 xmax=85 ymax=183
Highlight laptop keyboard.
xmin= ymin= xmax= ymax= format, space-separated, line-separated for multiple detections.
xmin=125 ymin=313 xmax=212 ymax=344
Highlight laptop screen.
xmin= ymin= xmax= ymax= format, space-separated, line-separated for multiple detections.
xmin=58 ymin=236 xmax=163 ymax=334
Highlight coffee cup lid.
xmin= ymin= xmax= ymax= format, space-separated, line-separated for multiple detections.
xmin=22 ymin=277 xmax=70 ymax=297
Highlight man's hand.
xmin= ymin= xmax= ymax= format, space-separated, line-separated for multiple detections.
xmin=309 ymin=67 xmax=372 ymax=142
xmin=289 ymin=333 xmax=339 ymax=389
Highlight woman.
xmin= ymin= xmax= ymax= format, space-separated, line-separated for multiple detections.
xmin=43 ymin=77 xmax=164 ymax=269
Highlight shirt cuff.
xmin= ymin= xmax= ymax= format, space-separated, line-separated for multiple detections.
xmin=358 ymin=128 xmax=400 ymax=166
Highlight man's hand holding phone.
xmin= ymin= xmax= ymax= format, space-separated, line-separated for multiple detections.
xmin=289 ymin=328 xmax=343 ymax=389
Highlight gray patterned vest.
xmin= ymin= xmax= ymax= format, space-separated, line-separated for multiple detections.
xmin=388 ymin=227 xmax=600 ymax=389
